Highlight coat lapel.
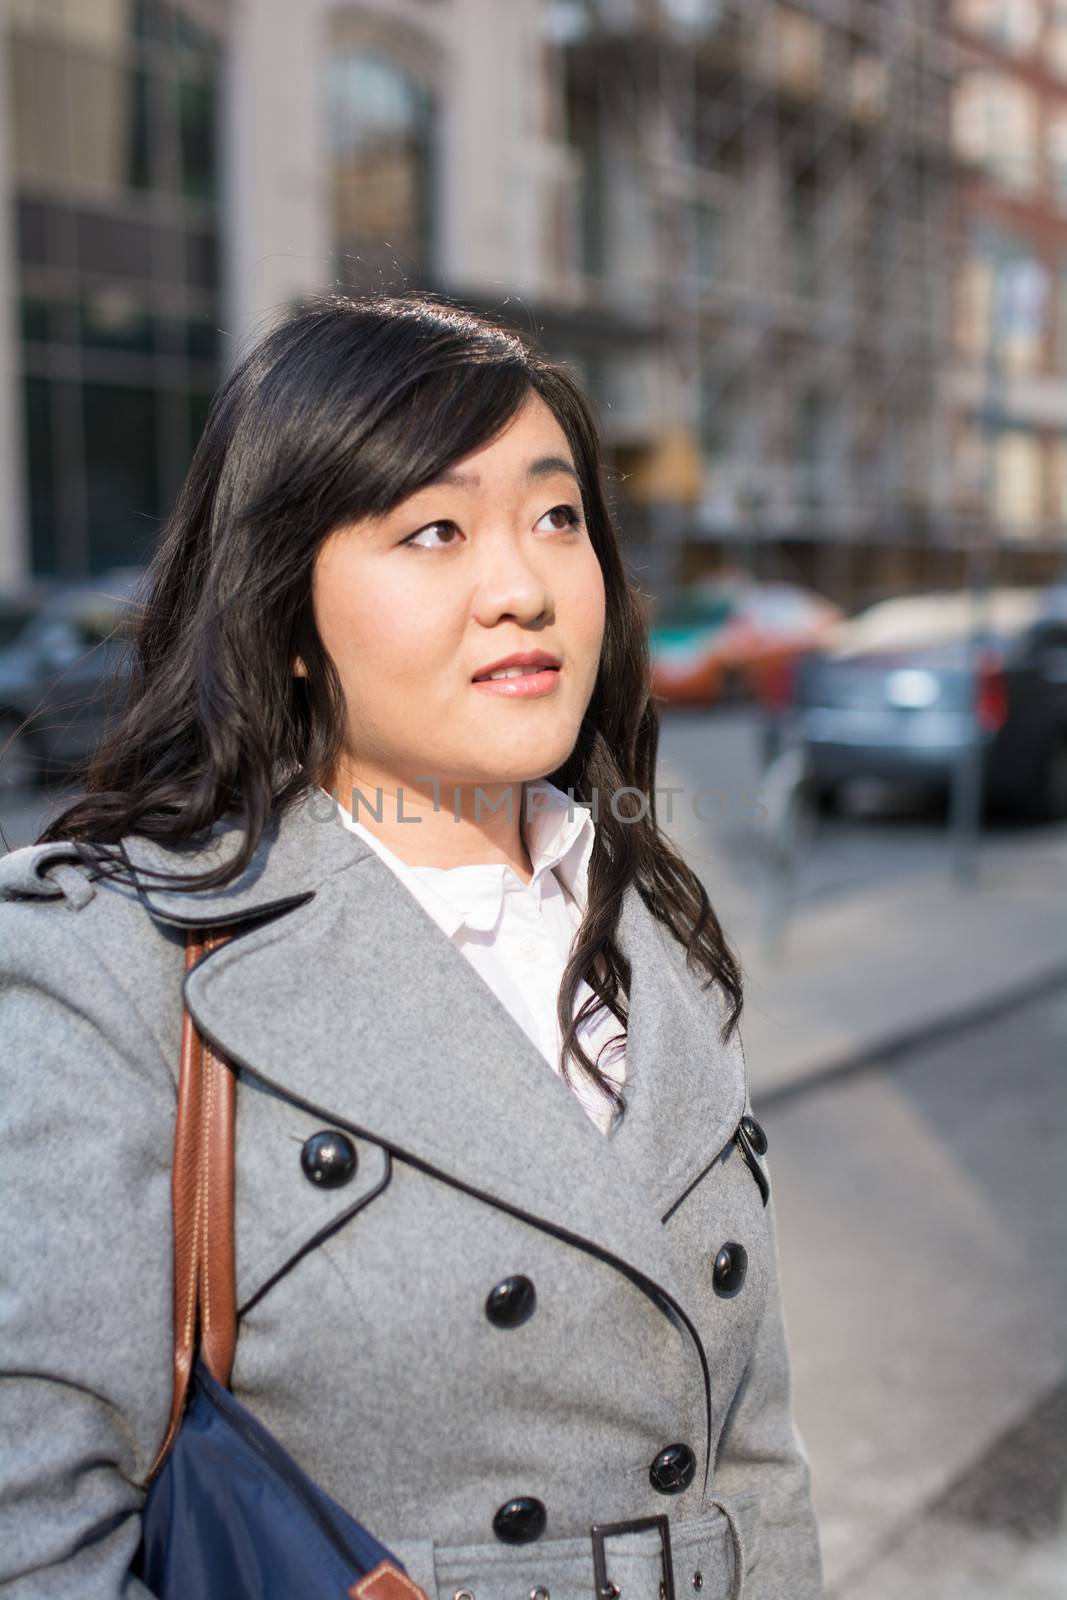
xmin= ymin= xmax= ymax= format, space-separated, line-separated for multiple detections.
xmin=610 ymin=884 xmax=749 ymax=1221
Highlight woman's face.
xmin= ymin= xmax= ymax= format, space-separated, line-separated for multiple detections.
xmin=302 ymin=390 xmax=606 ymax=798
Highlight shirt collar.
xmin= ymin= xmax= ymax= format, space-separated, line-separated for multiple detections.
xmin=328 ymin=778 xmax=595 ymax=938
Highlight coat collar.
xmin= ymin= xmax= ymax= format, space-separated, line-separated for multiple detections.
xmin=120 ymin=788 xmax=749 ymax=1492
xmin=118 ymin=785 xmax=748 ymax=1223
xmin=116 ymin=784 xmax=372 ymax=927
xmin=119 ymin=787 xmax=751 ymax=1222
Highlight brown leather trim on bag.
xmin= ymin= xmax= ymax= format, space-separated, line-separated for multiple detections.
xmin=145 ymin=927 xmax=236 ymax=1484
xmin=349 ymin=1559 xmax=430 ymax=1600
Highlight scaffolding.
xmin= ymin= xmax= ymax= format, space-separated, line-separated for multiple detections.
xmin=555 ymin=0 xmax=966 ymax=607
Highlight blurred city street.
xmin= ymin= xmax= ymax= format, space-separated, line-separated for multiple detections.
xmin=6 ymin=703 xmax=1066 ymax=1596
xmin=3 ymin=0 xmax=1067 ymax=1592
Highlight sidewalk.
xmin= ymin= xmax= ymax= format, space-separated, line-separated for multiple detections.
xmin=716 ymin=838 xmax=1067 ymax=1598
xmin=726 ymin=834 xmax=1067 ymax=1104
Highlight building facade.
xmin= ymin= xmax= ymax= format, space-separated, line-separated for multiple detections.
xmin=1 ymin=0 xmax=1065 ymax=604
xmin=0 ymin=0 xmax=225 ymax=581
xmin=949 ymin=0 xmax=1067 ymax=580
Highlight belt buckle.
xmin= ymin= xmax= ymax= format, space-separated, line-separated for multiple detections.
xmin=590 ymin=1514 xmax=675 ymax=1600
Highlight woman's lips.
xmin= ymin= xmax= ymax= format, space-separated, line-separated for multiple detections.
xmin=471 ymin=666 xmax=561 ymax=698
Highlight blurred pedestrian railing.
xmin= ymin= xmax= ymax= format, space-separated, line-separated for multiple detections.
xmin=757 ymin=734 xmax=818 ymax=961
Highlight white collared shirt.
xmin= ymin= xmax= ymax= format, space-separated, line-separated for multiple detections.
xmin=327 ymin=777 xmax=625 ymax=1136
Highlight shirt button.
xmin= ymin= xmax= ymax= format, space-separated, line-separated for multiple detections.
xmin=519 ymin=935 xmax=541 ymax=961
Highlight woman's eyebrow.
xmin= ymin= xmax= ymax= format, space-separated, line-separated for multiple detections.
xmin=425 ymin=455 xmax=579 ymax=491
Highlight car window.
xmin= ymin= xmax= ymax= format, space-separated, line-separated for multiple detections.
xmin=0 ymin=608 xmax=35 ymax=649
xmin=1027 ymin=624 xmax=1067 ymax=679
xmin=830 ymin=588 xmax=1042 ymax=655
xmin=23 ymin=590 xmax=137 ymax=652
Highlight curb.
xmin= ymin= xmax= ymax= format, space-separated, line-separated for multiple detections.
xmin=754 ymin=961 xmax=1067 ymax=1112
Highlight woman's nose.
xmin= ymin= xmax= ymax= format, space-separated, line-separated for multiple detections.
xmin=471 ymin=536 xmax=552 ymax=624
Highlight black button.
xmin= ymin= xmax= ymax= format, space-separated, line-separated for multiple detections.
xmin=300 ymin=1130 xmax=358 ymax=1188
xmin=649 ymin=1443 xmax=696 ymax=1495
xmin=492 ymin=1496 xmax=546 ymax=1544
xmin=713 ymin=1241 xmax=748 ymax=1295
xmin=740 ymin=1114 xmax=768 ymax=1155
xmin=486 ymin=1275 xmax=537 ymax=1329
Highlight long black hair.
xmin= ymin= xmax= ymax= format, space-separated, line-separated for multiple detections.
xmin=37 ymin=291 xmax=743 ymax=1115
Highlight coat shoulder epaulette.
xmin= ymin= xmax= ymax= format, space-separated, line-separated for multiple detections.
xmin=0 ymin=840 xmax=99 ymax=910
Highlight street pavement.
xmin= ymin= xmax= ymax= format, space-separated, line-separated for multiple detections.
xmin=765 ymin=988 xmax=1067 ymax=1598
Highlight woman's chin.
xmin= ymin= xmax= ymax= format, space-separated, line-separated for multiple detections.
xmin=470 ymin=738 xmax=577 ymax=786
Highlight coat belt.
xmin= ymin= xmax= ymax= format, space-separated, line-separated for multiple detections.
xmin=381 ymin=1496 xmax=755 ymax=1600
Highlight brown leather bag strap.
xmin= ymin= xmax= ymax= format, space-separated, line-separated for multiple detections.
xmin=145 ymin=926 xmax=237 ymax=1483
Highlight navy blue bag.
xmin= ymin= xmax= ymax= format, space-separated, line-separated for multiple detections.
xmin=128 ymin=928 xmax=422 ymax=1600
xmin=131 ymin=1357 xmax=405 ymax=1598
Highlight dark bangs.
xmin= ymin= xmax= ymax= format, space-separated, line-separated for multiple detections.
xmin=230 ymin=298 xmax=544 ymax=536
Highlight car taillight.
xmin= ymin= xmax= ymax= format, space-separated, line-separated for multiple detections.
xmin=760 ymin=655 xmax=796 ymax=711
xmin=975 ymin=648 xmax=1008 ymax=733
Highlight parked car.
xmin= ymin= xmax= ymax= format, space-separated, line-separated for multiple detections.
xmin=0 ymin=569 xmax=146 ymax=790
xmin=0 ymin=580 xmax=59 ymax=651
xmin=782 ymin=586 xmax=1067 ymax=820
xmin=649 ymin=577 xmax=842 ymax=705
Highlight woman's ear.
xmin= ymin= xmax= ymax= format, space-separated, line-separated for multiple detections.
xmin=292 ymin=655 xmax=308 ymax=678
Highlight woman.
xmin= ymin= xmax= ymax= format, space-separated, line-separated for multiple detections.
xmin=0 ymin=293 xmax=823 ymax=1599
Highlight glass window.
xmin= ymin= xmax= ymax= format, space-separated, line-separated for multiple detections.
xmin=957 ymin=222 xmax=1047 ymax=372
xmin=764 ymin=6 xmax=825 ymax=96
xmin=992 ymin=428 xmax=1042 ymax=529
xmin=697 ymin=359 xmax=737 ymax=460
xmin=185 ymin=317 xmax=220 ymax=362
xmin=79 ymin=287 xmax=156 ymax=353
xmin=65 ymin=50 xmax=152 ymax=192
xmin=185 ymin=226 xmax=218 ymax=288
xmin=82 ymin=383 xmax=161 ymax=570
xmin=1049 ymin=437 xmax=1067 ymax=521
xmin=10 ymin=37 xmax=152 ymax=194
xmin=797 ymin=386 xmax=832 ymax=505
xmin=325 ymin=51 xmax=436 ymax=277
xmin=1054 ymin=258 xmax=1067 ymax=373
xmin=787 ymin=173 xmax=818 ymax=298
xmin=132 ymin=0 xmax=180 ymax=45
xmin=76 ymin=208 xmax=154 ymax=278
xmin=1051 ymin=0 xmax=1067 ymax=78
xmin=179 ymin=69 xmax=217 ymax=201
xmin=23 ymin=376 xmax=58 ymax=575
xmin=566 ymin=87 xmax=604 ymax=278
xmin=11 ymin=3 xmax=224 ymax=581
xmin=187 ymin=389 xmax=215 ymax=456
xmin=14 ymin=196 xmax=51 ymax=265
xmin=1048 ymin=114 xmax=1067 ymax=212
xmin=953 ymin=0 xmax=1042 ymax=52
xmin=995 ymin=253 xmax=1048 ymax=374
xmin=20 ymin=299 xmax=51 ymax=343
xmin=952 ymin=70 xmax=1039 ymax=190
xmin=691 ymin=195 xmax=732 ymax=284
xmin=9 ymin=34 xmax=71 ymax=186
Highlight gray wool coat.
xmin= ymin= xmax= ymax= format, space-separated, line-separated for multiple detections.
xmin=0 ymin=790 xmax=824 ymax=1600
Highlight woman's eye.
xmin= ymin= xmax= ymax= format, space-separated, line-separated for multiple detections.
xmin=537 ymin=503 xmax=583 ymax=532
xmin=403 ymin=521 xmax=462 ymax=551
